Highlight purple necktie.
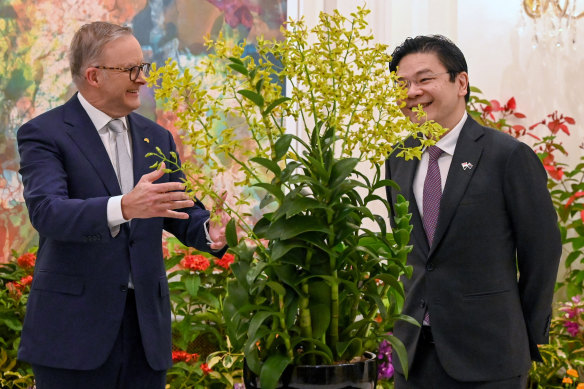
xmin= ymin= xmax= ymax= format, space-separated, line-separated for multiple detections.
xmin=423 ymin=145 xmax=444 ymax=246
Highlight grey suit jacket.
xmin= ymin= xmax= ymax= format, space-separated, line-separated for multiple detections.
xmin=385 ymin=116 xmax=561 ymax=381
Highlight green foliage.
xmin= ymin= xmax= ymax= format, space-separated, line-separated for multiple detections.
xmin=0 ymin=251 xmax=36 ymax=389
xmin=148 ymin=7 xmax=438 ymax=388
xmin=163 ymin=237 xmax=243 ymax=388
xmin=527 ymin=296 xmax=584 ymax=388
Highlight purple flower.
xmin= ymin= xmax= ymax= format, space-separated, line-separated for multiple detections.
xmin=564 ymin=321 xmax=580 ymax=337
xmin=377 ymin=338 xmax=394 ymax=380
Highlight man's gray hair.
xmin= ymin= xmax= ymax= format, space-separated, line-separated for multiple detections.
xmin=69 ymin=21 xmax=133 ymax=85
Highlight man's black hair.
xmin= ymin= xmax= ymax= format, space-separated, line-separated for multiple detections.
xmin=389 ymin=35 xmax=470 ymax=102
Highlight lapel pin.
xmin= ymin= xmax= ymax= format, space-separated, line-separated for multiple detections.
xmin=144 ymin=137 xmax=150 ymax=143
xmin=461 ymin=162 xmax=473 ymax=170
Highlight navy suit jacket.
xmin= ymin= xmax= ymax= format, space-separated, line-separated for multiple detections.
xmin=385 ymin=116 xmax=561 ymax=381
xmin=17 ymin=94 xmax=215 ymax=371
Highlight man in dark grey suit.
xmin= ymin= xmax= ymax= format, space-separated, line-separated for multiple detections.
xmin=385 ymin=35 xmax=561 ymax=388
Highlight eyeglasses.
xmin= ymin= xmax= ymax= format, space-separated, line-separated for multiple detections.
xmin=94 ymin=63 xmax=151 ymax=81
xmin=395 ymin=71 xmax=450 ymax=89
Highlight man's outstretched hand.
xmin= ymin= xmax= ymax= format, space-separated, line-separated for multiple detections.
xmin=121 ymin=162 xmax=194 ymax=220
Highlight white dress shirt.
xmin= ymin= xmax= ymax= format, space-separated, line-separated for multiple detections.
xmin=413 ymin=112 xmax=468 ymax=217
xmin=77 ymin=92 xmax=131 ymax=230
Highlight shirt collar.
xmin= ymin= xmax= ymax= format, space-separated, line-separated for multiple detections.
xmin=77 ymin=92 xmax=128 ymax=132
xmin=435 ymin=111 xmax=467 ymax=156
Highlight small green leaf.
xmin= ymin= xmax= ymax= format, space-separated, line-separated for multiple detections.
xmin=263 ymin=97 xmax=291 ymax=115
xmin=250 ymin=157 xmax=282 ymax=175
xmin=238 ymin=89 xmax=264 ymax=107
xmin=228 ymin=63 xmax=248 ymax=76
xmin=228 ymin=56 xmax=244 ymax=65
xmin=274 ymin=133 xmax=293 ymax=161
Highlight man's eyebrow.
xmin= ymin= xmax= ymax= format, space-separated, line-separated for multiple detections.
xmin=396 ymin=68 xmax=435 ymax=78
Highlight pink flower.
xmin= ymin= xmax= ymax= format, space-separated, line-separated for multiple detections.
xmin=564 ymin=321 xmax=580 ymax=337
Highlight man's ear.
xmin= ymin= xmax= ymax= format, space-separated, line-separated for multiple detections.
xmin=84 ymin=67 xmax=100 ymax=87
xmin=457 ymin=72 xmax=469 ymax=98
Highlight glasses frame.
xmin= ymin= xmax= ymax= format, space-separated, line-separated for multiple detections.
xmin=395 ymin=71 xmax=451 ymax=89
xmin=93 ymin=63 xmax=151 ymax=81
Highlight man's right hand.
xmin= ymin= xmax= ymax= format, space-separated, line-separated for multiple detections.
xmin=121 ymin=162 xmax=194 ymax=220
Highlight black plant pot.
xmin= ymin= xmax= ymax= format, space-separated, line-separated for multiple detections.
xmin=243 ymin=352 xmax=378 ymax=388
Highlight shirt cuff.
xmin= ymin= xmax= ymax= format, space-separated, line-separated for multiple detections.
xmin=107 ymin=195 xmax=130 ymax=229
xmin=204 ymin=218 xmax=214 ymax=246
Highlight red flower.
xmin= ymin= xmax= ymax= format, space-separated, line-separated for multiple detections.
xmin=172 ymin=350 xmax=200 ymax=363
xmin=565 ymin=192 xmax=584 ymax=208
xmin=17 ymin=252 xmax=36 ymax=269
xmin=180 ymin=254 xmax=210 ymax=272
xmin=6 ymin=282 xmax=22 ymax=299
xmin=201 ymin=363 xmax=213 ymax=375
xmin=544 ymin=164 xmax=564 ymax=180
xmin=215 ymin=253 xmax=235 ymax=269
xmin=19 ymin=275 xmax=33 ymax=287
xmin=505 ymin=97 xmax=516 ymax=111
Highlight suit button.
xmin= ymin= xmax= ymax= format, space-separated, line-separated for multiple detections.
xmin=120 ymin=285 xmax=128 ymax=292
xmin=419 ymin=299 xmax=426 ymax=308
xmin=426 ymin=262 xmax=435 ymax=271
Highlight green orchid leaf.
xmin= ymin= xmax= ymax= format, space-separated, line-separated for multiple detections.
xmin=386 ymin=333 xmax=410 ymax=379
xmin=259 ymin=354 xmax=292 ymax=389
xmin=237 ymin=89 xmax=264 ymax=107
xmin=272 ymin=197 xmax=327 ymax=220
xmin=248 ymin=311 xmax=280 ymax=339
xmin=336 ymin=337 xmax=362 ymax=361
xmin=225 ymin=218 xmax=238 ymax=247
xmin=253 ymin=182 xmax=284 ymax=203
xmin=228 ymin=62 xmax=249 ymax=76
xmin=263 ymin=96 xmax=291 ymax=116
xmin=250 ymin=156 xmax=282 ymax=175
xmin=329 ymin=158 xmax=359 ymax=187
xmin=228 ymin=56 xmax=244 ymax=65
xmin=266 ymin=281 xmax=286 ymax=296
xmin=373 ymin=178 xmax=401 ymax=191
xmin=274 ymin=133 xmax=294 ymax=161
xmin=267 ymin=215 xmax=330 ymax=240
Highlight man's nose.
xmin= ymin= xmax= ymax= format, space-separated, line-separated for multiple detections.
xmin=406 ymin=82 xmax=423 ymax=98
xmin=135 ymin=72 xmax=147 ymax=84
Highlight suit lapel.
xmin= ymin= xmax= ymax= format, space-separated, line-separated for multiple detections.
xmin=127 ymin=113 xmax=157 ymax=186
xmin=430 ymin=117 xmax=484 ymax=255
xmin=64 ymin=95 xmax=121 ymax=196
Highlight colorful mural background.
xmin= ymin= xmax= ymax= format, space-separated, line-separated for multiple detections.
xmin=0 ymin=0 xmax=287 ymax=261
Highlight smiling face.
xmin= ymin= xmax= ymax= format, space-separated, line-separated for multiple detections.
xmin=396 ymin=52 xmax=468 ymax=132
xmin=84 ymin=34 xmax=145 ymax=118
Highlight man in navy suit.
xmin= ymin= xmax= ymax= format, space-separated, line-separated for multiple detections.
xmin=385 ymin=35 xmax=561 ymax=388
xmin=17 ymin=22 xmax=226 ymax=388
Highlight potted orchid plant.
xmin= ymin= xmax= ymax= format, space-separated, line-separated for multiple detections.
xmin=148 ymin=6 xmax=443 ymax=388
